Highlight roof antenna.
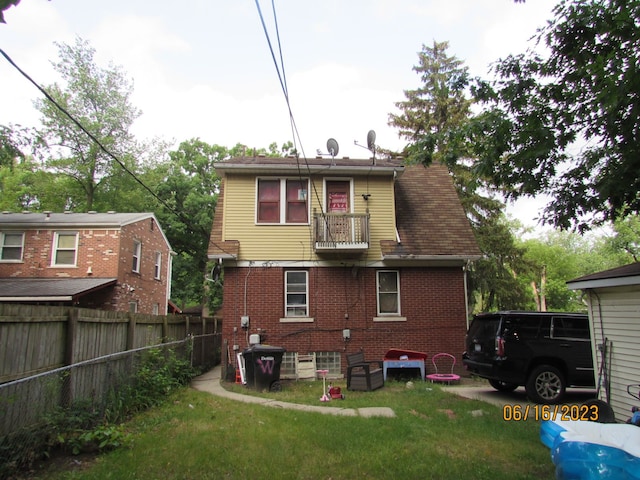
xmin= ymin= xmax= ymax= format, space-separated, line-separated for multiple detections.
xmin=354 ymin=130 xmax=376 ymax=164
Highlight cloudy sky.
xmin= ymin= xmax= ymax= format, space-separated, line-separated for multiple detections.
xmin=0 ymin=0 xmax=559 ymax=226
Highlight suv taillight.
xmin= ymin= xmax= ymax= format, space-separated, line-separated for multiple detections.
xmin=496 ymin=336 xmax=505 ymax=357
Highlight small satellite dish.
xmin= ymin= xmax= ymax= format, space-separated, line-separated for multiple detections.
xmin=326 ymin=138 xmax=339 ymax=157
xmin=366 ymin=130 xmax=376 ymax=152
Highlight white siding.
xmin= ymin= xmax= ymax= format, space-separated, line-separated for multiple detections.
xmin=586 ymin=286 xmax=640 ymax=422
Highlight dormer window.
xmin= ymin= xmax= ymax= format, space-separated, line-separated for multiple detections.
xmin=257 ymin=178 xmax=309 ymax=224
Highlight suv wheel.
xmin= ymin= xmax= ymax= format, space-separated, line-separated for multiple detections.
xmin=488 ymin=379 xmax=518 ymax=392
xmin=526 ymin=365 xmax=566 ymax=404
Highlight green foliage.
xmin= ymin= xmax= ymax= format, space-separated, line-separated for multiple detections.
xmin=517 ymin=227 xmax=636 ymax=312
xmin=472 ymin=0 xmax=640 ymax=231
xmin=34 ymin=36 xmax=141 ymax=211
xmin=605 ymin=213 xmax=640 ymax=262
xmin=152 ymin=138 xmax=223 ymax=309
xmin=58 ymin=424 xmax=131 ymax=455
xmin=389 ymin=41 xmax=527 ymax=312
xmin=0 ymin=0 xmax=20 ymax=23
xmin=1 ymin=346 xmax=199 ymax=477
xmin=389 ymin=40 xmax=473 ymax=169
xmin=469 ymin=215 xmax=535 ymax=312
xmin=109 ymin=346 xmax=200 ymax=420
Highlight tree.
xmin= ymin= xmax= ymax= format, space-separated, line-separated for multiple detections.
xmin=469 ymin=214 xmax=534 ymax=312
xmin=34 ymin=37 xmax=141 ymax=211
xmin=604 ymin=213 xmax=640 ymax=262
xmin=472 ymin=0 xmax=640 ymax=232
xmin=153 ymin=139 xmax=224 ymax=310
xmin=389 ymin=41 xmax=530 ymax=312
xmin=0 ymin=0 xmax=20 ymax=23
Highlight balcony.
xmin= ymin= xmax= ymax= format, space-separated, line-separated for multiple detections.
xmin=313 ymin=211 xmax=369 ymax=253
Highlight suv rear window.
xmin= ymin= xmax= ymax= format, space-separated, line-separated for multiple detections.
xmin=467 ymin=315 xmax=500 ymax=339
xmin=503 ymin=315 xmax=543 ymax=339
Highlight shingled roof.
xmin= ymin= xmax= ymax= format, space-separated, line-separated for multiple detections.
xmin=567 ymin=262 xmax=640 ymax=289
xmin=381 ymin=163 xmax=481 ymax=260
xmin=208 ymin=179 xmax=239 ymax=259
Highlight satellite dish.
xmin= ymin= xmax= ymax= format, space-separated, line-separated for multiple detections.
xmin=366 ymin=130 xmax=376 ymax=152
xmin=326 ymin=138 xmax=339 ymax=157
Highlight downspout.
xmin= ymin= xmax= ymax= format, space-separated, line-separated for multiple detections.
xmin=166 ymin=251 xmax=175 ymax=315
xmin=589 ymin=289 xmax=610 ymax=404
xmin=464 ymin=261 xmax=470 ymax=330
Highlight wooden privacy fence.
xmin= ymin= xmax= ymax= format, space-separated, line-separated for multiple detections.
xmin=0 ymin=303 xmax=221 ymax=384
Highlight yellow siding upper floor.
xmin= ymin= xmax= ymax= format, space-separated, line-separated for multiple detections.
xmin=221 ymin=173 xmax=397 ymax=261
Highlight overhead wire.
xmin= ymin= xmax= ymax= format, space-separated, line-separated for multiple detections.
xmin=0 ymin=47 xmax=236 ymax=257
xmin=254 ymin=0 xmax=335 ymax=250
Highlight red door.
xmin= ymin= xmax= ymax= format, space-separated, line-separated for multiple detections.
xmin=326 ymin=181 xmax=350 ymax=241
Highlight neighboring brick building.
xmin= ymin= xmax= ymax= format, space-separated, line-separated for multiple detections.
xmin=208 ymin=155 xmax=481 ymax=377
xmin=0 ymin=212 xmax=173 ymax=314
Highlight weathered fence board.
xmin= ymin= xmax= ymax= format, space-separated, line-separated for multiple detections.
xmin=0 ymin=304 xmax=221 ymax=383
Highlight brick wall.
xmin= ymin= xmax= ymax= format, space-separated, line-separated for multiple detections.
xmin=0 ymin=218 xmax=171 ymax=315
xmin=221 ymin=265 xmax=468 ymax=374
xmin=117 ymin=219 xmax=170 ymax=314
xmin=0 ymin=228 xmax=121 ymax=278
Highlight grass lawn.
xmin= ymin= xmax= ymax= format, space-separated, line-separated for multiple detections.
xmin=28 ymin=376 xmax=555 ymax=479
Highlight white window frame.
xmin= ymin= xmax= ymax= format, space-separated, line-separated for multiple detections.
xmin=256 ymin=177 xmax=309 ymax=225
xmin=284 ymin=270 xmax=309 ymax=317
xmin=154 ymin=251 xmax=162 ymax=280
xmin=52 ymin=232 xmax=78 ymax=267
xmin=129 ymin=301 xmax=138 ymax=313
xmin=132 ymin=240 xmax=141 ymax=273
xmin=0 ymin=231 xmax=24 ymax=262
xmin=376 ymin=270 xmax=401 ymax=316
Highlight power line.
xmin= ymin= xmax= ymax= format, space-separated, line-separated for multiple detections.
xmin=0 ymin=47 xmax=236 ymax=257
xmin=254 ymin=1 xmax=337 ymax=248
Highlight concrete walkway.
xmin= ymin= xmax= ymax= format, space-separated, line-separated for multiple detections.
xmin=190 ymin=366 xmax=396 ymax=418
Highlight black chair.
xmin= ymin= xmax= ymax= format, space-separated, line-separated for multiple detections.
xmin=346 ymin=351 xmax=384 ymax=391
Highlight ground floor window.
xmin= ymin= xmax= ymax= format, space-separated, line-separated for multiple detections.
xmin=377 ymin=270 xmax=400 ymax=315
xmin=285 ymin=270 xmax=308 ymax=317
xmin=316 ymin=351 xmax=341 ymax=375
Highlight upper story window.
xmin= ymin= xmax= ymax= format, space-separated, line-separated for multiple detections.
xmin=285 ymin=270 xmax=308 ymax=317
xmin=0 ymin=232 xmax=24 ymax=261
xmin=377 ymin=270 xmax=400 ymax=315
xmin=257 ymin=178 xmax=309 ymax=224
xmin=52 ymin=232 xmax=78 ymax=266
xmin=154 ymin=251 xmax=162 ymax=280
xmin=132 ymin=240 xmax=141 ymax=273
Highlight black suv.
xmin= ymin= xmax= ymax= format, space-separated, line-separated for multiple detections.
xmin=462 ymin=311 xmax=594 ymax=404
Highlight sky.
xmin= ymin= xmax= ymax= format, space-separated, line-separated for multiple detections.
xmin=0 ymin=0 xmax=559 ymax=228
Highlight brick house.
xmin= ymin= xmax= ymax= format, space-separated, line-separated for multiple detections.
xmin=208 ymin=156 xmax=481 ymax=377
xmin=0 ymin=212 xmax=173 ymax=314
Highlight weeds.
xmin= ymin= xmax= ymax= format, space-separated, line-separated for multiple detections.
xmin=0 ymin=344 xmax=200 ymax=478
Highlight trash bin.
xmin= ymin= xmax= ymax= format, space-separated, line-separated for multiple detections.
xmin=242 ymin=345 xmax=286 ymax=392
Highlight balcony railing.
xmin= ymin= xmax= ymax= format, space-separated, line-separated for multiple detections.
xmin=313 ymin=211 xmax=369 ymax=252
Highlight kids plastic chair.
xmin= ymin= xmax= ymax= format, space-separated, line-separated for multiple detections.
xmin=426 ymin=353 xmax=460 ymax=384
